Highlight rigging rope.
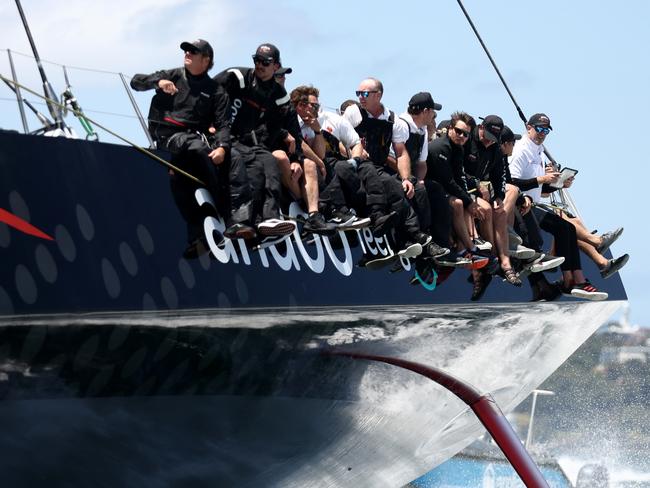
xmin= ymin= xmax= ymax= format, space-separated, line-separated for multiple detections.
xmin=0 ymin=73 xmax=205 ymax=186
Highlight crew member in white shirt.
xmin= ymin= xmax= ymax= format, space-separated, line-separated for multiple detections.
xmin=509 ymin=113 xmax=607 ymax=300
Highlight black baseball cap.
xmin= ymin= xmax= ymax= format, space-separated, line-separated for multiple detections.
xmin=254 ymin=43 xmax=281 ymax=63
xmin=180 ymin=39 xmax=214 ymax=60
xmin=527 ymin=113 xmax=552 ymax=129
xmin=408 ymin=92 xmax=442 ymax=111
xmin=500 ymin=125 xmax=522 ymax=143
xmin=480 ymin=114 xmax=504 ymax=143
xmin=275 ymin=66 xmax=292 ymax=76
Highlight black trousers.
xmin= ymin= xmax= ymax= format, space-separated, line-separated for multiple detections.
xmin=163 ymin=133 xmax=253 ymax=239
xmin=318 ymin=157 xmax=349 ymax=212
xmin=533 ymin=206 xmax=581 ymax=271
xmin=412 ymin=179 xmax=451 ymax=247
xmin=232 ymin=141 xmax=282 ymax=223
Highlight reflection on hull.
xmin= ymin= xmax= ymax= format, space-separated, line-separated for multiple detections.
xmin=0 ymin=302 xmax=621 ymax=487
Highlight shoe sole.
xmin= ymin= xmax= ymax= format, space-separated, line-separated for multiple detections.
xmin=398 ymin=243 xmax=423 ymax=259
xmin=570 ymin=289 xmax=608 ymax=301
xmin=257 ymin=222 xmax=296 ymax=237
xmin=597 ymin=228 xmax=623 ymax=254
xmin=600 ymin=254 xmax=629 ymax=279
xmin=530 ymin=257 xmax=565 ymax=273
xmin=302 ymin=225 xmax=338 ymax=237
xmin=224 ymin=228 xmax=257 ymax=240
xmin=429 ymin=248 xmax=451 ymax=259
xmin=464 ymin=259 xmax=489 ymax=270
xmin=253 ymin=235 xmax=290 ymax=250
xmin=365 ymin=254 xmax=398 ymax=270
xmin=508 ymin=248 xmax=536 ymax=259
xmin=436 ymin=258 xmax=471 ymax=268
xmin=339 ymin=218 xmax=371 ymax=230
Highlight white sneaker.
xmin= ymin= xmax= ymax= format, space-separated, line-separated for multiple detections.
xmin=529 ymin=254 xmax=565 ymax=273
xmin=570 ymin=282 xmax=608 ymax=301
xmin=508 ymin=244 xmax=536 ymax=260
xmin=398 ymin=243 xmax=423 ymax=259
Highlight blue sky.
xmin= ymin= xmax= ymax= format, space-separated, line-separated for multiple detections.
xmin=1 ymin=0 xmax=648 ymax=325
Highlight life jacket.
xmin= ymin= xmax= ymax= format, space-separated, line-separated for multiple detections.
xmin=321 ymin=129 xmax=346 ymax=160
xmin=215 ymin=67 xmax=290 ymax=146
xmin=355 ymin=107 xmax=394 ymax=165
xmin=400 ymin=116 xmax=425 ymax=174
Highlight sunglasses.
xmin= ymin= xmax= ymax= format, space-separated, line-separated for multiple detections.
xmin=534 ymin=125 xmax=551 ymax=135
xmin=300 ymin=100 xmax=320 ymax=111
xmin=355 ymin=90 xmax=379 ymax=98
xmin=252 ymin=55 xmax=273 ymax=67
xmin=453 ymin=126 xmax=470 ymax=138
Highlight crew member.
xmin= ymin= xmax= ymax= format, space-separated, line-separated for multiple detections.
xmin=130 ymin=39 xmax=255 ymax=257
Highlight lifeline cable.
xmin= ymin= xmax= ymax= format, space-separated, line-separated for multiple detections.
xmin=0 ymin=74 xmax=205 ymax=186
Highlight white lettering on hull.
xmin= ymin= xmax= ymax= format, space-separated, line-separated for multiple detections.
xmin=195 ymin=189 xmax=411 ymax=276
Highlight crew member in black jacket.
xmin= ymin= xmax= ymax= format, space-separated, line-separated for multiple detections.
xmin=213 ymin=43 xmax=298 ymax=240
xmin=427 ymin=113 xmax=486 ymax=253
xmin=463 ymin=115 xmax=523 ymax=287
xmin=130 ymin=39 xmax=256 ymax=257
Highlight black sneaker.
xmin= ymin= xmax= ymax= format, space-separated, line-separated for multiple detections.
xmin=413 ymin=232 xmax=433 ymax=247
xmin=597 ymin=227 xmax=623 ymax=254
xmin=436 ymin=252 xmax=472 ymax=268
xmin=330 ymin=209 xmax=371 ymax=230
xmin=425 ymin=242 xmax=451 ymax=259
xmin=599 ymin=254 xmax=629 ymax=279
xmin=304 ymin=212 xmax=338 ymax=236
xmin=224 ymin=223 xmax=257 ymax=240
xmin=371 ymin=210 xmax=398 ymax=237
xmin=257 ymin=218 xmax=296 ymax=237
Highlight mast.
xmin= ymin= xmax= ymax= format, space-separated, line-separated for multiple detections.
xmin=14 ymin=0 xmax=67 ymax=131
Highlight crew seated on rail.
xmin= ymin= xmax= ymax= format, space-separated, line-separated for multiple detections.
xmin=129 ymin=38 xmax=623 ymax=301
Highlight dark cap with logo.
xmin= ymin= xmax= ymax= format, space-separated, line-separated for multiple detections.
xmin=527 ymin=113 xmax=553 ymax=129
xmin=180 ymin=39 xmax=214 ymax=60
xmin=254 ymin=43 xmax=281 ymax=63
xmin=500 ymin=125 xmax=522 ymax=144
xmin=480 ymin=115 xmax=504 ymax=143
xmin=408 ymin=92 xmax=442 ymax=111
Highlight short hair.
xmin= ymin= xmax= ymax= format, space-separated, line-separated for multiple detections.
xmin=204 ymin=55 xmax=214 ymax=72
xmin=450 ymin=111 xmax=475 ymax=128
xmin=340 ymin=99 xmax=358 ymax=114
xmin=289 ymin=85 xmax=320 ymax=107
xmin=366 ymin=77 xmax=383 ymax=94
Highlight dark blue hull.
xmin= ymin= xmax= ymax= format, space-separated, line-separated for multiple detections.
xmin=0 ymin=131 xmax=627 ymax=486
